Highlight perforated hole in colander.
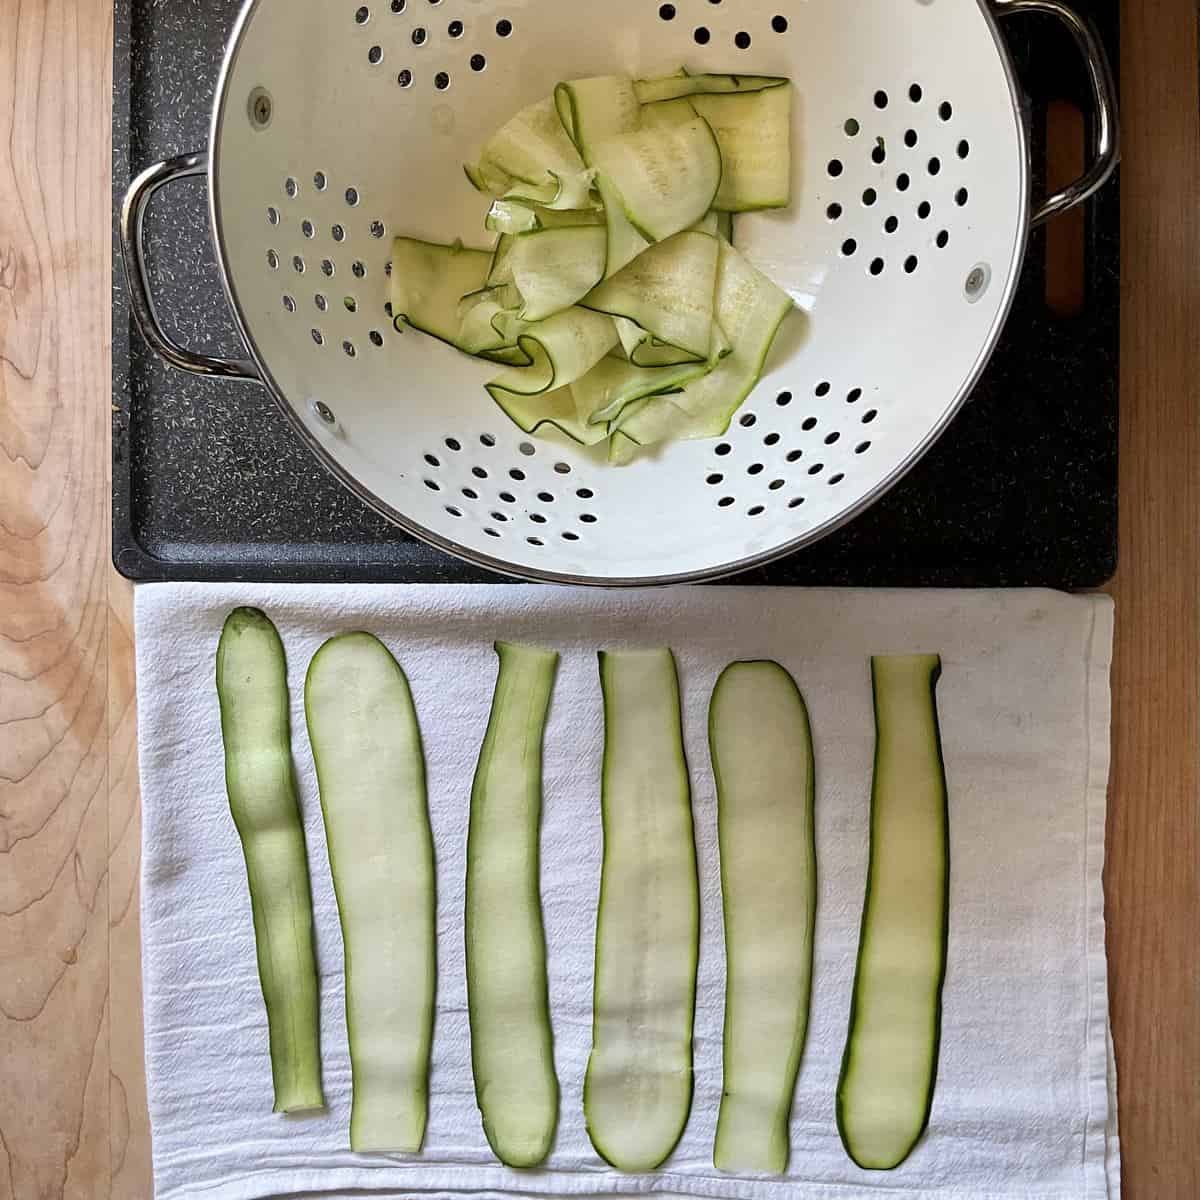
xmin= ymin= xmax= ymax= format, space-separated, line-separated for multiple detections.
xmin=821 ymin=80 xmax=976 ymax=282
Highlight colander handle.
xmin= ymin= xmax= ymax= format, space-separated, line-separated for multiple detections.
xmin=120 ymin=152 xmax=261 ymax=382
xmin=992 ymin=0 xmax=1120 ymax=228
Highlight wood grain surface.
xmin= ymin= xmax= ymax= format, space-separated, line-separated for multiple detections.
xmin=0 ymin=0 xmax=1196 ymax=1197
xmin=0 ymin=3 xmax=124 ymax=1197
xmin=1106 ymin=0 xmax=1200 ymax=1193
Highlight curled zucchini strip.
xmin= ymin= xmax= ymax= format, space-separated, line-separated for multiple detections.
xmin=390 ymin=238 xmax=495 ymax=349
xmin=510 ymin=227 xmax=608 ymax=322
xmin=610 ymin=238 xmax=794 ymax=461
xmin=486 ymin=308 xmax=618 ymax=443
xmin=589 ymin=119 xmax=723 ymax=243
xmin=398 ymin=71 xmax=795 ymax=458
xmin=467 ymin=96 xmax=597 ymax=211
xmin=634 ymin=70 xmax=789 ymax=105
xmin=486 ymin=201 xmax=604 ymax=236
xmin=555 ymin=77 xmax=649 ymax=278
xmin=689 ymin=86 xmax=793 ymax=212
xmin=574 ymin=355 xmax=710 ymax=428
xmin=582 ymin=231 xmax=720 ymax=362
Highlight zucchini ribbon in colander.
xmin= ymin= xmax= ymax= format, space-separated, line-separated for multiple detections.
xmin=391 ymin=69 xmax=796 ymax=462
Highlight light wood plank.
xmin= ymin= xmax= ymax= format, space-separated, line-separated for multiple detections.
xmin=1107 ymin=1 xmax=1200 ymax=1197
xmin=0 ymin=2 xmax=116 ymax=1197
xmin=108 ymin=575 xmax=149 ymax=1198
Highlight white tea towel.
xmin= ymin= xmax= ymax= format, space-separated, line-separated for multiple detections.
xmin=135 ymin=584 xmax=1118 ymax=1200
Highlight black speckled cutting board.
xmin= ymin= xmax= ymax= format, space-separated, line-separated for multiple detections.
xmin=112 ymin=0 xmax=1119 ymax=587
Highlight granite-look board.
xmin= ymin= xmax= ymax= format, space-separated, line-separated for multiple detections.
xmin=112 ymin=0 xmax=1119 ymax=586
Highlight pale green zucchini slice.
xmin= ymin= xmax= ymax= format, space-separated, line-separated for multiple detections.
xmin=397 ymin=73 xmax=793 ymax=456
xmin=468 ymin=96 xmax=596 ymax=210
xmin=607 ymin=395 xmax=713 ymax=464
xmin=598 ymin=176 xmax=651 ymax=277
xmin=641 ymin=96 xmax=701 ymax=130
xmin=457 ymin=295 xmax=522 ymax=360
xmin=589 ymin=118 xmax=723 ymax=242
xmin=554 ymin=76 xmax=643 ymax=156
xmin=510 ymin=227 xmax=608 ymax=321
xmin=465 ymin=159 xmax=511 ymax=197
xmin=608 ymin=237 xmax=794 ymax=460
xmin=606 ymin=390 xmax=661 ymax=435
xmin=466 ymin=643 xmax=561 ymax=1167
xmin=390 ymin=237 xmax=492 ymax=348
xmin=582 ymin=230 xmax=719 ymax=361
xmin=554 ymin=76 xmax=649 ymax=278
xmin=688 ymin=85 xmax=793 ymax=212
xmin=504 ymin=171 xmax=597 ymax=213
xmin=710 ymin=662 xmax=817 ymax=1176
xmin=486 ymin=235 xmax=516 ymax=286
xmin=501 ymin=384 xmax=611 ymax=447
xmin=390 ymin=237 xmax=526 ymax=363
xmin=668 ymin=237 xmax=794 ymax=420
xmin=216 ymin=608 xmax=324 ymax=1115
xmin=486 ymin=201 xmax=603 ymax=236
xmin=486 ymin=201 xmax=541 ymax=236
xmin=535 ymin=207 xmax=606 ymax=227
xmin=837 ymin=654 xmax=949 ymax=1171
xmin=305 ymin=633 xmax=436 ymax=1153
xmin=614 ymin=315 xmax=698 ymax=368
xmin=390 ymin=237 xmax=542 ymax=363
xmin=634 ymin=70 xmax=789 ymax=105
xmin=486 ymin=307 xmax=618 ymax=439
xmin=584 ymin=649 xmax=699 ymax=1172
xmin=573 ymin=354 xmax=710 ymax=427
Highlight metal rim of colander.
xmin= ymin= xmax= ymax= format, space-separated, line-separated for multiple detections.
xmin=201 ymin=0 xmax=1063 ymax=587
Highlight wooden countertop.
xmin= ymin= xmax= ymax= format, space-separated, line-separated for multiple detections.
xmin=1 ymin=1 xmax=1196 ymax=1195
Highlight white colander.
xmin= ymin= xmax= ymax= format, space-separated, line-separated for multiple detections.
xmin=121 ymin=0 xmax=1117 ymax=586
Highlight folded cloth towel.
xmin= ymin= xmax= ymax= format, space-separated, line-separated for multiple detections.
xmin=135 ymin=584 xmax=1118 ymax=1200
